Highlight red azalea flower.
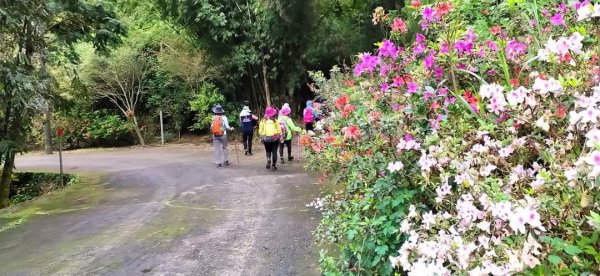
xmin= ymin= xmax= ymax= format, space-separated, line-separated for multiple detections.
xmin=342 ymin=125 xmax=361 ymax=141
xmin=411 ymin=0 xmax=421 ymax=8
xmin=435 ymin=2 xmax=452 ymax=16
xmin=342 ymin=104 xmax=356 ymax=118
xmin=324 ymin=135 xmax=336 ymax=143
xmin=369 ymin=111 xmax=381 ymax=120
xmin=557 ymin=104 xmax=566 ymax=119
xmin=359 ymin=195 xmax=365 ymax=201
xmin=490 ymin=26 xmax=502 ymax=35
xmin=366 ymin=149 xmax=373 ymax=155
xmin=510 ymin=78 xmax=519 ymax=87
xmin=335 ymin=94 xmax=349 ymax=109
xmin=430 ymin=101 xmax=440 ymax=110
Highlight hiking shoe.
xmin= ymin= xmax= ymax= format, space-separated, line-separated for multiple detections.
xmin=281 ymin=157 xmax=285 ymax=164
xmin=216 ymin=163 xmax=222 ymax=168
xmin=245 ymin=151 xmax=248 ymax=156
xmin=248 ymin=152 xmax=253 ymax=156
xmin=288 ymin=156 xmax=294 ymax=161
xmin=224 ymin=161 xmax=230 ymax=166
xmin=266 ymin=160 xmax=271 ymax=169
xmin=272 ymin=165 xmax=278 ymax=170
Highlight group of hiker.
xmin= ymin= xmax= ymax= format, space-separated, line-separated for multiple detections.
xmin=210 ymin=100 xmax=322 ymax=170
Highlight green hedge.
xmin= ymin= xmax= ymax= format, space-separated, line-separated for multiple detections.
xmin=9 ymin=172 xmax=77 ymax=204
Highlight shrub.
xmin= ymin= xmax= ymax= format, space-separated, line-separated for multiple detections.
xmin=52 ymin=109 xmax=134 ymax=149
xmin=9 ymin=172 xmax=77 ymax=205
xmin=189 ymin=82 xmax=240 ymax=131
xmin=306 ymin=1 xmax=600 ymax=275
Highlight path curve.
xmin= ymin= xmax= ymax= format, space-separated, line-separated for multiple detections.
xmin=0 ymin=145 xmax=321 ymax=275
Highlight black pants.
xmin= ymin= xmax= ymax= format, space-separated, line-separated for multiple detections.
xmin=279 ymin=139 xmax=292 ymax=159
xmin=264 ymin=141 xmax=279 ymax=165
xmin=305 ymin=122 xmax=314 ymax=131
xmin=242 ymin=131 xmax=253 ymax=153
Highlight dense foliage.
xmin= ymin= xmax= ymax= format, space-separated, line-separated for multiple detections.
xmin=0 ymin=0 xmax=125 ymax=208
xmin=10 ymin=172 xmax=77 ymax=204
xmin=306 ymin=0 xmax=600 ymax=274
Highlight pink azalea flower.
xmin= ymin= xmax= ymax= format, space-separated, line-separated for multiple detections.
xmin=407 ymin=82 xmax=419 ymax=93
xmin=422 ymin=6 xmax=434 ymax=21
xmin=424 ymin=52 xmax=435 ymax=69
xmin=579 ymin=106 xmax=600 ymax=124
xmin=387 ymin=161 xmax=404 ymax=172
xmin=506 ymin=86 xmax=529 ymax=106
xmin=550 ymin=13 xmax=566 ymax=26
xmin=391 ymin=18 xmax=408 ymax=33
xmin=586 ymin=128 xmax=600 ymax=148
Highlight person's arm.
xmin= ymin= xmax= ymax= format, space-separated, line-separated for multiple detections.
xmin=258 ymin=119 xmax=265 ymax=136
xmin=286 ymin=117 xmax=301 ymax=133
xmin=222 ymin=116 xmax=233 ymax=130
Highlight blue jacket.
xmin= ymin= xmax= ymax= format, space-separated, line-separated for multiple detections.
xmin=240 ymin=106 xmax=256 ymax=133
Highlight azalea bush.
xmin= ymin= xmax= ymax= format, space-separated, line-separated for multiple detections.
xmin=305 ymin=0 xmax=600 ymax=275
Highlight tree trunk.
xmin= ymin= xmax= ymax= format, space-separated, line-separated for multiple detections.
xmin=131 ymin=114 xmax=146 ymax=146
xmin=262 ymin=62 xmax=271 ymax=107
xmin=44 ymin=106 xmax=53 ymax=154
xmin=0 ymin=149 xmax=15 ymax=209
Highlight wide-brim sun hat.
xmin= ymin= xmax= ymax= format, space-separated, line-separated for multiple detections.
xmin=212 ymin=104 xmax=225 ymax=114
xmin=280 ymin=106 xmax=291 ymax=116
xmin=264 ymin=106 xmax=277 ymax=118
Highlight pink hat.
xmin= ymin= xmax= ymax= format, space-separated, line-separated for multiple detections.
xmin=280 ymin=106 xmax=291 ymax=116
xmin=264 ymin=106 xmax=277 ymax=118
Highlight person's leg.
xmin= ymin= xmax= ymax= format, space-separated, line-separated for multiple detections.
xmin=222 ymin=134 xmax=229 ymax=165
xmin=271 ymin=142 xmax=278 ymax=169
xmin=286 ymin=139 xmax=293 ymax=160
xmin=265 ymin=141 xmax=272 ymax=169
xmin=279 ymin=141 xmax=285 ymax=164
xmin=248 ymin=132 xmax=254 ymax=154
xmin=213 ymin=137 xmax=221 ymax=166
xmin=242 ymin=132 xmax=249 ymax=154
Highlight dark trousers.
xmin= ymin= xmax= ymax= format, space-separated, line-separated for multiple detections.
xmin=264 ymin=141 xmax=279 ymax=165
xmin=305 ymin=122 xmax=314 ymax=131
xmin=242 ymin=131 xmax=253 ymax=153
xmin=279 ymin=139 xmax=292 ymax=158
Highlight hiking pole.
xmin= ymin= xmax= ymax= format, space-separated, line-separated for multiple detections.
xmin=233 ymin=130 xmax=240 ymax=164
xmin=297 ymin=134 xmax=301 ymax=162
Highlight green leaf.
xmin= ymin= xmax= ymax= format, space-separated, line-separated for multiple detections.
xmin=547 ymin=255 xmax=562 ymax=266
xmin=375 ymin=245 xmax=388 ymax=256
xmin=347 ymin=229 xmax=357 ymax=240
xmin=564 ymin=245 xmax=582 ymax=255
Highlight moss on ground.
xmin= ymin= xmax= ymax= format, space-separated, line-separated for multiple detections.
xmin=0 ymin=173 xmax=107 ymax=233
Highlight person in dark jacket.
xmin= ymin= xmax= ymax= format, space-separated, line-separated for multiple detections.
xmin=240 ymin=105 xmax=258 ymax=155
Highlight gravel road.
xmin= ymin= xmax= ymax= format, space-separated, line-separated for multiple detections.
xmin=0 ymin=145 xmax=321 ymax=276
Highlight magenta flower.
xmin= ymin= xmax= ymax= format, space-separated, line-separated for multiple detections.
xmin=424 ymin=52 xmax=435 ymax=69
xmin=416 ymin=33 xmax=425 ymax=43
xmin=422 ymin=6 xmax=434 ymax=21
xmin=550 ymin=13 xmax=566 ymax=26
xmin=353 ymin=53 xmax=380 ymax=76
xmin=378 ymin=40 xmax=399 ymax=58
xmin=407 ymin=82 xmax=419 ymax=93
xmin=434 ymin=67 xmax=444 ymax=79
xmin=405 ymin=133 xmax=413 ymax=141
xmin=380 ymin=82 xmax=390 ymax=92
xmin=440 ymin=42 xmax=449 ymax=54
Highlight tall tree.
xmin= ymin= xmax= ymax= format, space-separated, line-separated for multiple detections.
xmin=81 ymin=48 xmax=150 ymax=146
xmin=0 ymin=0 xmax=125 ymax=208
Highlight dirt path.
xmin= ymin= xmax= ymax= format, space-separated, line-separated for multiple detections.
xmin=0 ymin=145 xmax=321 ymax=275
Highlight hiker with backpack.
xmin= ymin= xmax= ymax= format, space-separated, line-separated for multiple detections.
xmin=278 ymin=105 xmax=302 ymax=164
xmin=259 ymin=106 xmax=283 ymax=170
xmin=240 ymin=105 xmax=258 ymax=155
xmin=303 ymin=100 xmax=318 ymax=133
xmin=211 ymin=104 xmax=234 ymax=167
